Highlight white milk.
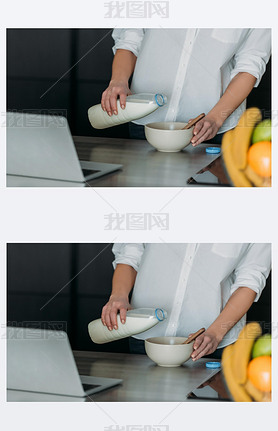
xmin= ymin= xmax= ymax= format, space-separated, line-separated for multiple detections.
xmin=88 ymin=308 xmax=167 ymax=344
xmin=88 ymin=93 xmax=167 ymax=130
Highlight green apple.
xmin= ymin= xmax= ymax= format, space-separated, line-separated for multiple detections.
xmin=252 ymin=119 xmax=271 ymax=144
xmin=252 ymin=333 xmax=271 ymax=358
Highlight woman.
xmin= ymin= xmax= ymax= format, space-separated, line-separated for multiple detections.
xmin=101 ymin=243 xmax=271 ymax=360
xmin=101 ymin=29 xmax=271 ymax=144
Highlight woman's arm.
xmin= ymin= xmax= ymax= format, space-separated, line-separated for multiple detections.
xmin=101 ymin=263 xmax=137 ymax=331
xmin=191 ymin=286 xmax=257 ymax=360
xmin=191 ymin=72 xmax=257 ymax=146
xmin=101 ymin=49 xmax=137 ymax=116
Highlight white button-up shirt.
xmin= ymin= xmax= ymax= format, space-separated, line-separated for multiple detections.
xmin=112 ymin=28 xmax=271 ymax=133
xmin=112 ymin=243 xmax=271 ymax=348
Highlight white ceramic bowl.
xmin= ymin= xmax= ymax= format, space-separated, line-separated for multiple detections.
xmin=144 ymin=122 xmax=193 ymax=152
xmin=145 ymin=336 xmax=193 ymax=367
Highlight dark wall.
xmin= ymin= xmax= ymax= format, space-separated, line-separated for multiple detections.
xmin=7 ymin=29 xmax=129 ymax=138
xmin=247 ymin=275 xmax=272 ymax=334
xmin=7 ymin=29 xmax=271 ymax=138
xmin=7 ymin=243 xmax=130 ymax=352
xmin=247 ymin=57 xmax=271 ymax=117
xmin=7 ymin=244 xmax=271 ymax=352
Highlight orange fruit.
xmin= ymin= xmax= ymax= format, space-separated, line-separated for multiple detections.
xmin=247 ymin=356 xmax=271 ymax=392
xmin=247 ymin=141 xmax=271 ymax=178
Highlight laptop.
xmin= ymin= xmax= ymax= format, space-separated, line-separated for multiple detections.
xmin=6 ymin=112 xmax=122 ymax=185
xmin=7 ymin=326 xmax=122 ymax=398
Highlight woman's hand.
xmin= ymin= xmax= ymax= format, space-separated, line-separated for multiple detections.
xmin=190 ymin=73 xmax=257 ymax=146
xmin=101 ymin=80 xmax=132 ymax=117
xmin=101 ymin=295 xmax=131 ymax=331
xmin=191 ymin=330 xmax=220 ymax=361
xmin=191 ymin=114 xmax=222 ymax=146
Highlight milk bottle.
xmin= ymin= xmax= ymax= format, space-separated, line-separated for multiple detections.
xmin=88 ymin=93 xmax=167 ymax=129
xmin=88 ymin=308 xmax=167 ymax=344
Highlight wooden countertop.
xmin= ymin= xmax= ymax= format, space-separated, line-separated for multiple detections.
xmin=6 ymin=136 xmax=222 ymax=187
xmin=7 ymin=350 xmax=224 ymax=402
xmin=74 ymin=350 xmax=221 ymax=402
xmin=74 ymin=136 xmax=222 ymax=187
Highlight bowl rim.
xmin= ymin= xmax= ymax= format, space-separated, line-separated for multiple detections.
xmin=145 ymin=336 xmax=193 ymax=346
xmin=145 ymin=121 xmax=191 ymax=131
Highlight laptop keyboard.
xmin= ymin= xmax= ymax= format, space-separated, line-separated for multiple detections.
xmin=82 ymin=169 xmax=100 ymax=177
xmin=82 ymin=383 xmax=101 ymax=392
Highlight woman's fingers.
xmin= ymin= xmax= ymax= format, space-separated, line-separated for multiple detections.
xmin=110 ymin=307 xmax=119 ymax=329
xmin=101 ymin=306 xmax=107 ymax=325
xmin=104 ymin=94 xmax=113 ymax=116
xmin=119 ymin=307 xmax=127 ymax=324
xmin=192 ymin=128 xmax=213 ymax=146
xmin=191 ymin=120 xmax=207 ymax=144
xmin=103 ymin=308 xmax=113 ymax=330
xmin=192 ymin=334 xmax=205 ymax=351
xmin=110 ymin=96 xmax=118 ymax=115
xmin=101 ymin=82 xmax=131 ymax=116
xmin=191 ymin=117 xmax=219 ymax=146
xmin=101 ymin=297 xmax=130 ymax=330
xmin=119 ymin=88 xmax=131 ymax=110
xmin=101 ymin=304 xmax=116 ymax=330
xmin=192 ymin=120 xmax=204 ymax=137
xmin=193 ymin=344 xmax=212 ymax=361
xmin=192 ymin=336 xmax=209 ymax=359
xmin=191 ymin=332 xmax=218 ymax=361
xmin=101 ymin=91 xmax=107 ymax=111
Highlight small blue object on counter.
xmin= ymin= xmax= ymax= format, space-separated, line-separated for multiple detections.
xmin=205 ymin=147 xmax=221 ymax=154
xmin=205 ymin=361 xmax=221 ymax=369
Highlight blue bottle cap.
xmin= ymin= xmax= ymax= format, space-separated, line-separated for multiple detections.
xmin=206 ymin=361 xmax=221 ymax=369
xmin=206 ymin=147 xmax=221 ymax=154
xmin=155 ymin=308 xmax=165 ymax=321
xmin=155 ymin=94 xmax=165 ymax=107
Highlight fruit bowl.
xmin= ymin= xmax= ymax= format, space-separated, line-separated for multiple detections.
xmin=222 ymin=109 xmax=271 ymax=187
xmin=221 ymin=323 xmax=271 ymax=401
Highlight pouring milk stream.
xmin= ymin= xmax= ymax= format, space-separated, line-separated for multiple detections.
xmin=88 ymin=308 xmax=167 ymax=344
xmin=88 ymin=93 xmax=167 ymax=129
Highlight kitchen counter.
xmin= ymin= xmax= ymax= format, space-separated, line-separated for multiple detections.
xmin=8 ymin=350 xmax=228 ymax=402
xmin=6 ymin=136 xmax=224 ymax=187
xmin=74 ymin=136 xmax=223 ymax=187
xmin=74 ymin=350 xmax=226 ymax=402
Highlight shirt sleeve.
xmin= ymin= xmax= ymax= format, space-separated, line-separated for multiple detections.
xmin=112 ymin=243 xmax=145 ymax=271
xmin=230 ymin=243 xmax=271 ymax=301
xmin=230 ymin=29 xmax=271 ymax=87
xmin=112 ymin=28 xmax=145 ymax=57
